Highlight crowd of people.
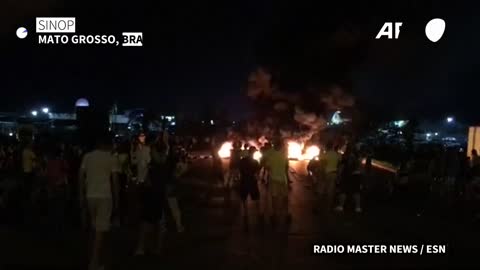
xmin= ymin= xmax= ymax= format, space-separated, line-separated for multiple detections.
xmin=3 ymin=132 xmax=480 ymax=269
xmin=0 ymin=131 xmax=190 ymax=270
xmin=216 ymin=138 xmax=480 ymax=233
xmin=214 ymin=138 xmax=367 ymax=232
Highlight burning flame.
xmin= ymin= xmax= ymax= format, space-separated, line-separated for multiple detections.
xmin=253 ymin=151 xmax=262 ymax=162
xmin=287 ymin=141 xmax=320 ymax=160
xmin=219 ymin=140 xmax=319 ymax=161
xmin=218 ymin=141 xmax=262 ymax=162
xmin=218 ymin=142 xmax=233 ymax=159
xmin=304 ymin=145 xmax=320 ymax=160
xmin=287 ymin=141 xmax=304 ymax=159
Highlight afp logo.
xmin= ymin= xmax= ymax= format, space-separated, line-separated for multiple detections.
xmin=375 ymin=18 xmax=446 ymax=42
xmin=122 ymin=32 xmax=143 ymax=46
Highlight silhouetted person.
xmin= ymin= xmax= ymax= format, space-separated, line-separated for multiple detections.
xmin=318 ymin=142 xmax=341 ymax=213
xmin=335 ymin=145 xmax=362 ymax=213
xmin=239 ymin=146 xmax=261 ymax=229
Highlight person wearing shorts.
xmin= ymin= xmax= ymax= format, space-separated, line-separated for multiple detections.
xmin=265 ymin=140 xmax=290 ymax=228
xmin=79 ymin=136 xmax=119 ymax=270
xmin=238 ymin=146 xmax=261 ymax=227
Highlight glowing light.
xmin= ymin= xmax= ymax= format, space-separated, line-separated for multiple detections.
xmin=210 ymin=120 xmax=214 ymax=125
xmin=42 ymin=107 xmax=49 ymax=113
xmin=75 ymin=98 xmax=89 ymax=107
xmin=435 ymin=132 xmax=439 ymax=136
xmin=447 ymin=117 xmax=454 ymax=123
xmin=331 ymin=111 xmax=343 ymax=125
xmin=31 ymin=110 xmax=38 ymax=116
xmin=218 ymin=142 xmax=233 ymax=158
xmin=8 ymin=132 xmax=13 ymax=137
xmin=218 ymin=140 xmax=319 ymax=161
xmin=304 ymin=145 xmax=320 ymax=160
xmin=287 ymin=141 xmax=304 ymax=160
xmin=253 ymin=151 xmax=262 ymax=162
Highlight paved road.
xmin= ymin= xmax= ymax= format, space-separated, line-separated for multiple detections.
xmin=1 ymin=159 xmax=480 ymax=269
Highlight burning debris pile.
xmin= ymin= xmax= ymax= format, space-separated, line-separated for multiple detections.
xmin=217 ymin=139 xmax=320 ymax=161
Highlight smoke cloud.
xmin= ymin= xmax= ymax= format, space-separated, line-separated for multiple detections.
xmin=246 ymin=67 xmax=355 ymax=142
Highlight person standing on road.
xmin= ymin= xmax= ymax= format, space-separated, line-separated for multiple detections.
xmin=22 ymin=142 xmax=37 ymax=206
xmin=318 ymin=142 xmax=341 ymax=213
xmin=131 ymin=132 xmax=151 ymax=184
xmin=265 ymin=140 xmax=290 ymax=229
xmin=164 ymin=135 xmax=185 ymax=233
xmin=226 ymin=141 xmax=242 ymax=188
xmin=238 ymin=146 xmax=261 ymax=228
xmin=211 ymin=141 xmax=224 ymax=188
xmin=79 ymin=136 xmax=119 ymax=270
xmin=260 ymin=142 xmax=273 ymax=185
xmin=135 ymin=133 xmax=165 ymax=256
xmin=335 ymin=145 xmax=363 ymax=213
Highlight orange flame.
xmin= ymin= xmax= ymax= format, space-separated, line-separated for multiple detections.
xmin=218 ymin=142 xmax=233 ymax=158
xmin=219 ymin=140 xmax=319 ymax=161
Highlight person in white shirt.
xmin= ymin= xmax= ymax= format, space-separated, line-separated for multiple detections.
xmin=79 ymin=137 xmax=119 ymax=270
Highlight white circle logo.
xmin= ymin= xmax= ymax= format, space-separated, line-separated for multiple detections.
xmin=16 ymin=27 xmax=28 ymax=39
xmin=425 ymin=19 xmax=446 ymax=43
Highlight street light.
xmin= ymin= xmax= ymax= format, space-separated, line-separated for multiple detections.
xmin=31 ymin=110 xmax=38 ymax=116
xmin=42 ymin=107 xmax=49 ymax=113
xmin=446 ymin=117 xmax=454 ymax=123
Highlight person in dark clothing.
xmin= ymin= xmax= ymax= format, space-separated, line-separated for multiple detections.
xmin=114 ymin=142 xmax=130 ymax=226
xmin=335 ymin=145 xmax=362 ymax=213
xmin=135 ymin=134 xmax=163 ymax=256
xmin=238 ymin=146 xmax=261 ymax=225
xmin=226 ymin=141 xmax=242 ymax=188
xmin=163 ymin=138 xmax=185 ymax=233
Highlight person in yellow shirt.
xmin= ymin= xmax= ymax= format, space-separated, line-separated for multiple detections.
xmin=318 ymin=142 xmax=341 ymax=212
xmin=265 ymin=140 xmax=290 ymax=229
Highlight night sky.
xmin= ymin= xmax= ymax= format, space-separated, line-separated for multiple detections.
xmin=1 ymin=1 xmax=480 ymax=122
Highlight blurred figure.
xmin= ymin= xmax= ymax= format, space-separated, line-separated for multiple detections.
xmin=259 ymin=142 xmax=272 ymax=184
xmin=131 ymin=132 xmax=151 ymax=184
xmin=79 ymin=136 xmax=119 ymax=270
xmin=335 ymin=145 xmax=362 ymax=213
xmin=471 ymin=149 xmax=480 ymax=171
xmin=113 ymin=142 xmax=130 ymax=226
xmin=307 ymin=153 xmax=323 ymax=214
xmin=45 ymin=147 xmax=69 ymax=229
xmin=445 ymin=148 xmax=459 ymax=201
xmin=238 ymin=146 xmax=261 ymax=229
xmin=318 ymin=142 xmax=341 ymax=213
xmin=225 ymin=141 xmax=242 ymax=188
xmin=211 ymin=141 xmax=224 ymax=188
xmin=166 ymin=140 xmax=186 ymax=233
xmin=241 ymin=143 xmax=250 ymax=158
xmin=21 ymin=142 xmax=37 ymax=213
xmin=265 ymin=140 xmax=290 ymax=229
xmin=135 ymin=132 xmax=168 ymax=256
